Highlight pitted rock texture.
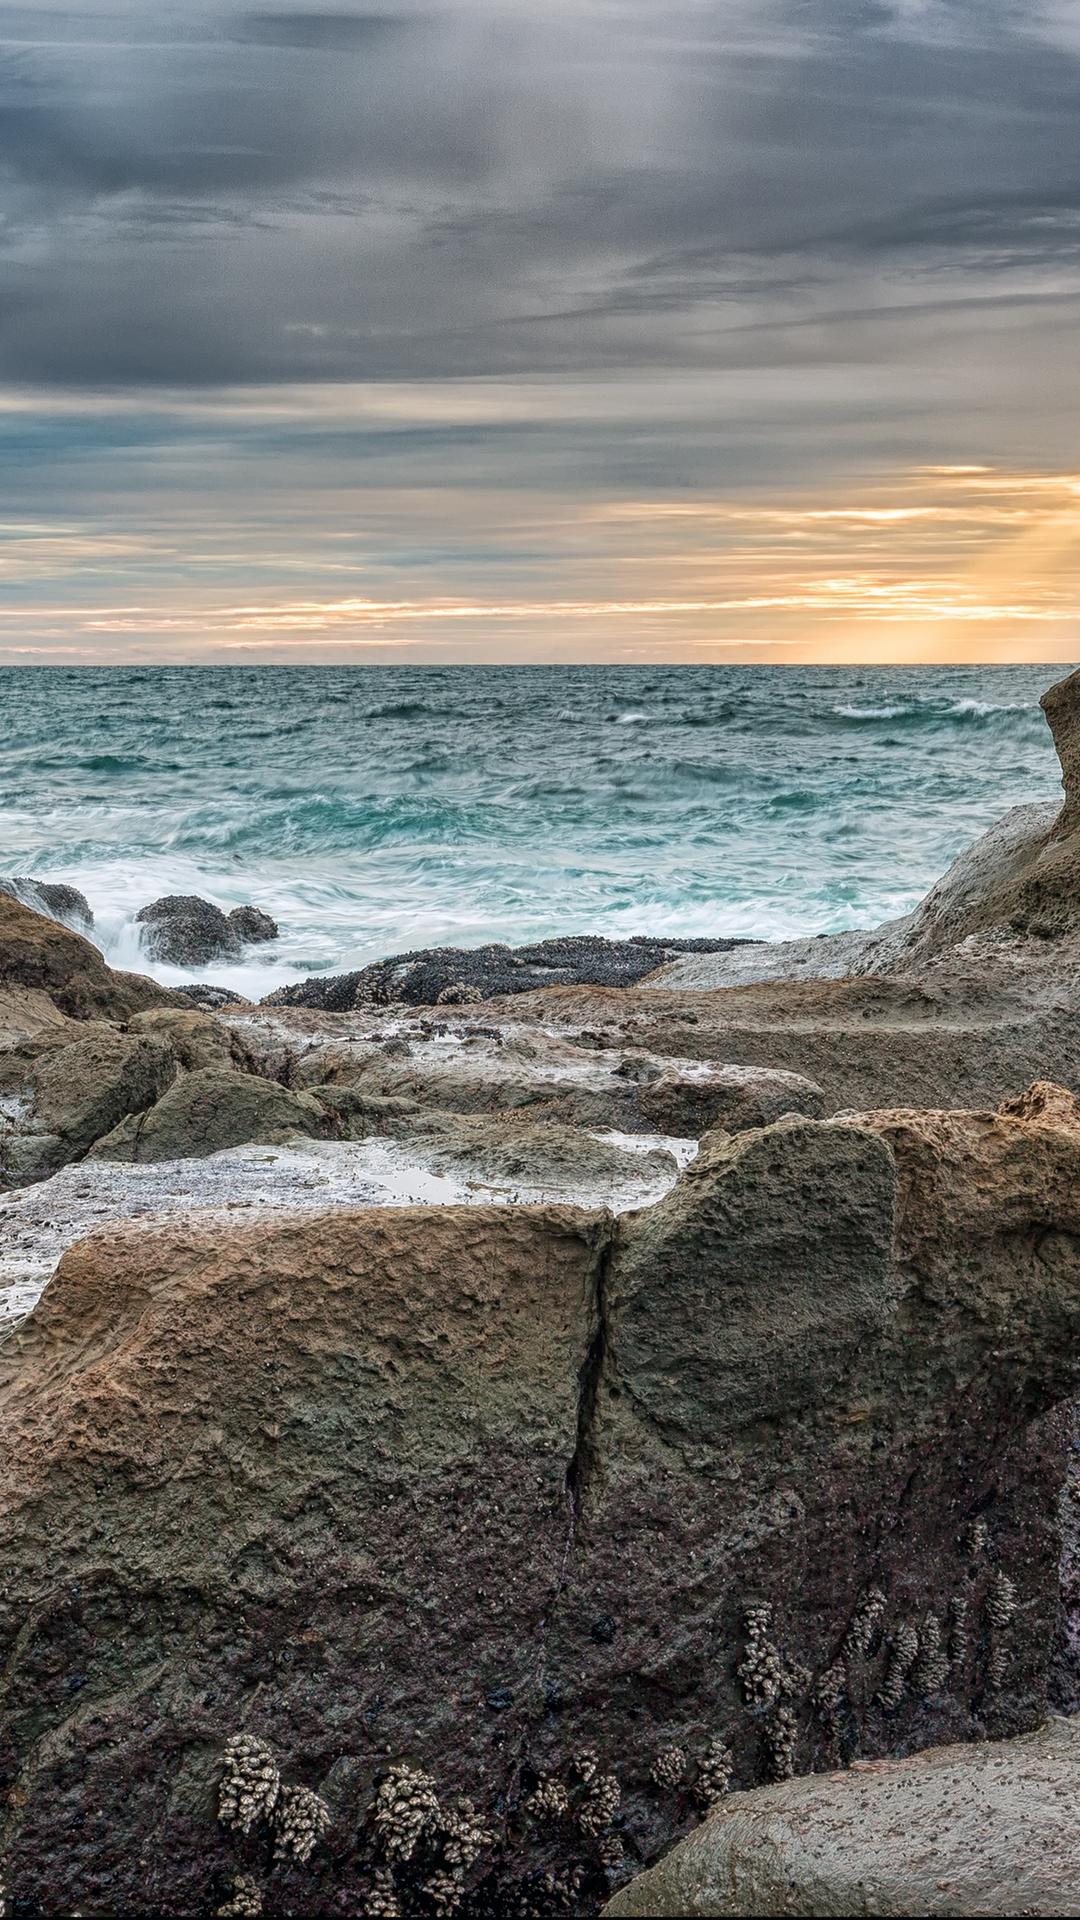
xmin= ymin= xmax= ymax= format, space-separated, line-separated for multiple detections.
xmin=2 ymin=1088 xmax=1080 ymax=1912
xmin=604 ymin=1716 xmax=1080 ymax=1917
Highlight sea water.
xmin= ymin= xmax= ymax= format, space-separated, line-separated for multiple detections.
xmin=0 ymin=663 xmax=1067 ymax=998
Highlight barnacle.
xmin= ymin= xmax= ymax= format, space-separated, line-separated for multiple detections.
xmin=912 ymin=1615 xmax=949 ymax=1696
xmin=987 ymin=1571 xmax=1017 ymax=1630
xmin=216 ymin=1873 xmax=263 ymax=1919
xmin=876 ymin=1621 xmax=919 ymax=1711
xmin=218 ymin=1735 xmax=281 ymax=1837
xmin=372 ymin=1765 xmax=440 ymax=1863
xmin=273 ymin=1783 xmax=331 ymax=1866
xmin=738 ymin=1604 xmax=783 ymax=1709
xmin=693 ymin=1737 xmax=733 ymax=1812
xmin=649 ymin=1747 xmax=686 ymax=1793
xmin=843 ymin=1586 xmax=887 ymax=1664
xmin=570 ymin=1747 xmax=600 ymax=1785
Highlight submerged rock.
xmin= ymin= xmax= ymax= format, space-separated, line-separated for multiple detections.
xmin=605 ymin=1717 xmax=1080 ymax=1917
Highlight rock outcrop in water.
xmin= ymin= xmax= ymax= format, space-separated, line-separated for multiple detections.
xmin=268 ymin=934 xmax=750 ymax=1011
xmin=0 ymin=876 xmax=93 ymax=931
xmin=136 ymin=893 xmax=279 ymax=967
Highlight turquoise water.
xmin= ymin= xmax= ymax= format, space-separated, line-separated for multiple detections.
xmin=0 ymin=664 xmax=1067 ymax=996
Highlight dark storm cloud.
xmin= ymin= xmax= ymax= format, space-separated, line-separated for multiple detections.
xmin=0 ymin=0 xmax=1078 ymax=403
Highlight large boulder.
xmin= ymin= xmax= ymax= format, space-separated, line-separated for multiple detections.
xmin=136 ymin=894 xmax=244 ymax=967
xmin=0 ymin=1028 xmax=178 ymax=1183
xmin=136 ymin=896 xmax=280 ymax=967
xmin=604 ymin=1716 xmax=1080 ymax=1917
xmin=0 ymin=892 xmax=173 ymax=1023
xmin=88 ymin=1065 xmax=331 ymax=1162
xmin=1 ymin=1088 xmax=1080 ymax=1912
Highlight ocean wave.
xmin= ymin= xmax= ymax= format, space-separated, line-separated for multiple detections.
xmin=833 ymin=703 xmax=915 ymax=721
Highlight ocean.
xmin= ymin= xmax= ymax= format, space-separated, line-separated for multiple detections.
xmin=0 ymin=663 xmax=1067 ymax=998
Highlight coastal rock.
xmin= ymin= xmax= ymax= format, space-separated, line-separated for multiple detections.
xmin=129 ymin=1006 xmax=254 ymax=1075
xmin=177 ymin=982 xmax=247 ymax=1009
xmin=266 ymin=934 xmax=752 ymax=1011
xmin=0 ymin=877 xmax=93 ymax=931
xmin=227 ymin=905 xmax=279 ymax=945
xmin=1 ymin=1088 xmax=1080 ymax=1911
xmin=136 ymin=894 xmax=245 ymax=967
xmin=637 ymin=1061 xmax=826 ymax=1134
xmin=88 ymin=1065 xmax=332 ymax=1162
xmin=604 ymin=1716 xmax=1080 ymax=1918
xmin=2 ymin=1029 xmax=178 ymax=1182
xmin=0 ymin=892 xmax=173 ymax=1023
xmin=0 ymin=1204 xmax=602 ymax=1915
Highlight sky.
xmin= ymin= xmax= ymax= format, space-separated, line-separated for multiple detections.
xmin=3 ymin=0 xmax=1080 ymax=664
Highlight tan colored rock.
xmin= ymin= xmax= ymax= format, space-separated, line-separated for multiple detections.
xmin=0 ymin=893 xmax=172 ymax=1022
xmin=604 ymin=1717 xmax=1080 ymax=1917
xmin=88 ymin=1065 xmax=331 ymax=1162
xmin=129 ymin=1006 xmax=250 ymax=1074
xmin=28 ymin=1029 xmax=176 ymax=1159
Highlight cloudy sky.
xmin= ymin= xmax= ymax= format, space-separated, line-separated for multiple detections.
xmin=3 ymin=0 xmax=1080 ymax=663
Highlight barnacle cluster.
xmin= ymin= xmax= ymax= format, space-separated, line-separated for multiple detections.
xmin=949 ymin=1595 xmax=971 ymax=1669
xmin=274 ymin=1783 xmax=331 ymax=1867
xmin=577 ymin=1771 xmax=620 ymax=1842
xmin=812 ymin=1662 xmax=847 ymax=1741
xmin=218 ymin=1735 xmax=282 ymax=1838
xmin=216 ymin=1872 xmax=263 ymax=1918
xmin=649 ymin=1747 xmax=686 ymax=1793
xmin=913 ymin=1614 xmax=948 ymax=1697
xmin=439 ymin=1800 xmax=492 ymax=1877
xmin=372 ymin=1765 xmax=441 ymax=1864
xmin=436 ymin=983 xmax=483 ymax=1006
xmin=693 ymin=1737 xmax=733 ymax=1812
xmin=526 ymin=1776 xmax=570 ymax=1824
xmin=876 ymin=1621 xmax=919 ymax=1711
xmin=987 ymin=1571 xmax=1017 ymax=1629
xmin=527 ymin=1776 xmax=570 ymax=1823
xmin=363 ymin=1869 xmax=401 ymax=1919
xmin=765 ymin=1704 xmax=798 ymax=1781
xmin=738 ymin=1604 xmax=783 ymax=1709
xmin=843 ymin=1586 xmax=887 ymax=1665
xmin=570 ymin=1747 xmax=600 ymax=1785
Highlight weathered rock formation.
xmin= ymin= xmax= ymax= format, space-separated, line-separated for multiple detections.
xmin=604 ymin=1716 xmax=1080 ymax=1917
xmin=1 ymin=1084 xmax=1079 ymax=1913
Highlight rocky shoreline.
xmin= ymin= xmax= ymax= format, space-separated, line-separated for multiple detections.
xmin=2 ymin=669 xmax=1080 ymax=1915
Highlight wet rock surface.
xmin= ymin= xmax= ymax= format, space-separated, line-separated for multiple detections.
xmin=267 ymin=933 xmax=752 ymax=1011
xmin=136 ymin=893 xmax=276 ymax=966
xmin=604 ymin=1716 xmax=1080 ymax=1917
xmin=0 ymin=876 xmax=93 ymax=931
